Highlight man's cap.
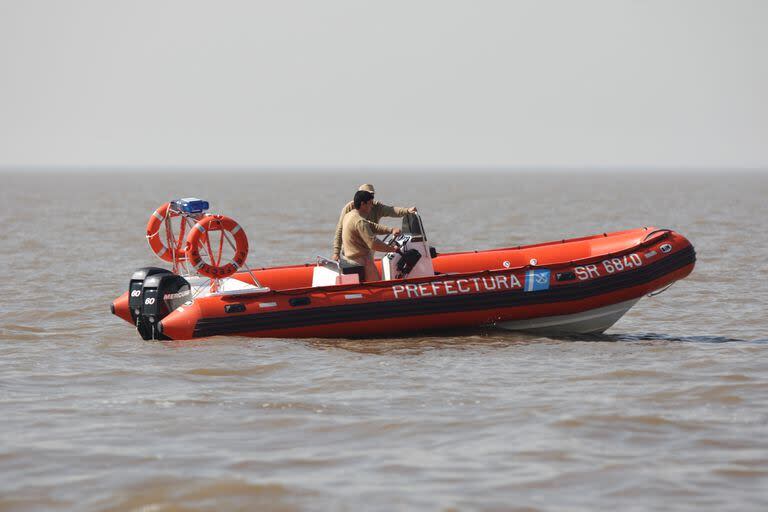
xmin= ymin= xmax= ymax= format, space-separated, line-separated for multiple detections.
xmin=358 ymin=184 xmax=375 ymax=194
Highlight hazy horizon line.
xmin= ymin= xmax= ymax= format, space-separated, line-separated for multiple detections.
xmin=1 ymin=164 xmax=766 ymax=174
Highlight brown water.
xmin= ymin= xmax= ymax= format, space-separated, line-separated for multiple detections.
xmin=1 ymin=170 xmax=767 ymax=511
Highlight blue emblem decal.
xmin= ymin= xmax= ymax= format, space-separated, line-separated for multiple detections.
xmin=525 ymin=269 xmax=551 ymax=292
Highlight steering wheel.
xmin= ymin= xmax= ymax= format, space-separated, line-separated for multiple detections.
xmin=382 ymin=233 xmax=409 ymax=256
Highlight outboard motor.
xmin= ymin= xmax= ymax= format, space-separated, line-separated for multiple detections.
xmin=136 ymin=273 xmax=191 ymax=340
xmin=128 ymin=267 xmax=171 ymax=323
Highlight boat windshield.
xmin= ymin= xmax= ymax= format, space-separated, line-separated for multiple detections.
xmin=401 ymin=213 xmax=428 ymax=242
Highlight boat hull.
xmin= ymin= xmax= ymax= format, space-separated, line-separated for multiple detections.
xmin=166 ymin=256 xmax=691 ymax=339
xmin=496 ymin=298 xmax=640 ymax=334
xmin=115 ymin=228 xmax=694 ymax=340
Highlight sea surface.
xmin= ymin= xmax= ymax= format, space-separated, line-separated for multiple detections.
xmin=1 ymin=169 xmax=766 ymax=511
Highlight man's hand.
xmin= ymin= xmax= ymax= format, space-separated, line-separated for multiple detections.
xmin=408 ymin=206 xmax=418 ymax=214
xmin=388 ymin=244 xmax=399 ymax=253
xmin=391 ymin=227 xmax=402 ymax=236
xmin=332 ymin=254 xmax=340 ymax=262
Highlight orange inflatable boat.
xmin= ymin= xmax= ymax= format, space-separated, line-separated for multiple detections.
xmin=111 ymin=201 xmax=695 ymax=341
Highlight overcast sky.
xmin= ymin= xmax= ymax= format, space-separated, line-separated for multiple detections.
xmin=0 ymin=0 xmax=766 ymax=169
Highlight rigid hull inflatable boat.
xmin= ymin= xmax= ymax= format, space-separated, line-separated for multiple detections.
xmin=111 ymin=200 xmax=695 ymax=340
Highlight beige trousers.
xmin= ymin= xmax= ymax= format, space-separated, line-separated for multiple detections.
xmin=343 ymin=254 xmax=380 ymax=282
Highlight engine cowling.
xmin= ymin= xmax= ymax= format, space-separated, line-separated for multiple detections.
xmin=136 ymin=272 xmax=191 ymax=340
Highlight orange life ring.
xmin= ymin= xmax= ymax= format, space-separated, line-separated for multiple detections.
xmin=146 ymin=202 xmax=189 ymax=262
xmin=185 ymin=215 xmax=249 ymax=278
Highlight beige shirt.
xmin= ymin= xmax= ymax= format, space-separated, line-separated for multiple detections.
xmin=333 ymin=201 xmax=410 ymax=258
xmin=341 ymin=210 xmax=383 ymax=262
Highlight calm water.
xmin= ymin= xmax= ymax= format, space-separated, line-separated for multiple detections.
xmin=1 ymin=170 xmax=767 ymax=511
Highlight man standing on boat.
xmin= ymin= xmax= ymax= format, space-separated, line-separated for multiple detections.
xmin=332 ymin=184 xmax=416 ymax=261
xmin=341 ymin=190 xmax=401 ymax=282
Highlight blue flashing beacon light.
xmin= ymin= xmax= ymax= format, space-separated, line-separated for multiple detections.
xmin=172 ymin=198 xmax=210 ymax=215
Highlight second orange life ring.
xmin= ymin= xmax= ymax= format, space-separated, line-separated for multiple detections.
xmin=185 ymin=215 xmax=249 ymax=278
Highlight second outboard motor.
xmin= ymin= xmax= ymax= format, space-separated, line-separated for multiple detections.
xmin=137 ymin=273 xmax=191 ymax=340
